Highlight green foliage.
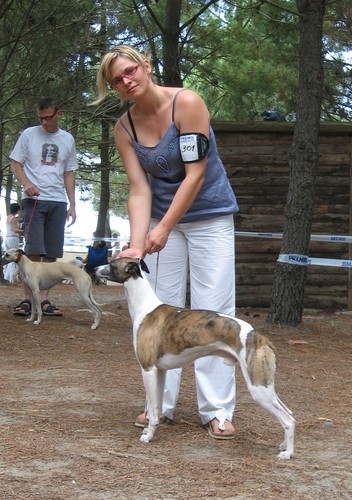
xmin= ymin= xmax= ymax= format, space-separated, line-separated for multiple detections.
xmin=182 ymin=1 xmax=300 ymax=119
xmin=1 ymin=0 xmax=352 ymax=223
xmin=76 ymin=148 xmax=129 ymax=219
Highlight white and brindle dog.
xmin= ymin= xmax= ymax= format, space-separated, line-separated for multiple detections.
xmin=96 ymin=258 xmax=295 ymax=459
xmin=2 ymin=248 xmax=102 ymax=330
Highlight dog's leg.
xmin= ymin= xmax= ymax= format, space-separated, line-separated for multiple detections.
xmin=239 ymin=356 xmax=295 ymax=459
xmin=25 ymin=287 xmax=42 ymax=325
xmin=248 ymin=384 xmax=295 ymax=459
xmin=86 ymin=289 xmax=102 ymax=330
xmin=156 ymin=368 xmax=166 ymax=421
xmin=140 ymin=366 xmax=160 ymax=443
xmin=32 ymin=290 xmax=43 ymax=325
xmin=273 ymin=395 xmax=295 ymax=455
xmin=236 ymin=335 xmax=295 ymax=459
xmin=74 ymin=278 xmax=102 ymax=330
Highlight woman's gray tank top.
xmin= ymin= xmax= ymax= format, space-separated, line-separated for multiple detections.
xmin=119 ymin=89 xmax=239 ymax=222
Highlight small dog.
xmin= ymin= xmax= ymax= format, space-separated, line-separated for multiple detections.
xmin=96 ymin=258 xmax=295 ymax=459
xmin=2 ymin=248 xmax=102 ymax=330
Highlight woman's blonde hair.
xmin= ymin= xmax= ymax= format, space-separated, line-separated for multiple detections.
xmin=91 ymin=45 xmax=151 ymax=106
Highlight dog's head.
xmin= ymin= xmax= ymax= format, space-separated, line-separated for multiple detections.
xmin=95 ymin=258 xmax=149 ymax=284
xmin=1 ymin=248 xmax=24 ymax=265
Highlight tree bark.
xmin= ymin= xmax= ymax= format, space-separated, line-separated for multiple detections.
xmin=95 ymin=0 xmax=110 ymax=238
xmin=268 ymin=0 xmax=326 ymax=325
xmin=96 ymin=118 xmax=111 ymax=238
xmin=162 ymin=0 xmax=183 ymax=87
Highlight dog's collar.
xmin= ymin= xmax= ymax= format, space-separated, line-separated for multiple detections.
xmin=15 ymin=254 xmax=22 ymax=263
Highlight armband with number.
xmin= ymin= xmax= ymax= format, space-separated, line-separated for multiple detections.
xmin=179 ymin=133 xmax=209 ymax=163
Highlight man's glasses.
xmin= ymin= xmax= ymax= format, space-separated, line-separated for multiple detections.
xmin=110 ymin=65 xmax=139 ymax=89
xmin=38 ymin=111 xmax=58 ymax=122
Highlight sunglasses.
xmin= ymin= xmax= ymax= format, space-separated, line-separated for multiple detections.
xmin=110 ymin=65 xmax=139 ymax=89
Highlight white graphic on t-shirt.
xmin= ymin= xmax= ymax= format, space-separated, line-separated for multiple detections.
xmin=41 ymin=143 xmax=58 ymax=166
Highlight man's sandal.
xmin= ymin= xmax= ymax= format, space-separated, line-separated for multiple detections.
xmin=13 ymin=300 xmax=32 ymax=316
xmin=41 ymin=300 xmax=63 ymax=316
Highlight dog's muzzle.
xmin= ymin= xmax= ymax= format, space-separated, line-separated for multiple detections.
xmin=95 ymin=264 xmax=113 ymax=279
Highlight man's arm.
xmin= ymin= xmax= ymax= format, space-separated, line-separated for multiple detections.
xmin=11 ymin=160 xmax=40 ymax=197
xmin=63 ymin=170 xmax=76 ymax=226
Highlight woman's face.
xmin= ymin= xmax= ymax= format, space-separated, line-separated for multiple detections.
xmin=109 ymin=56 xmax=151 ymax=100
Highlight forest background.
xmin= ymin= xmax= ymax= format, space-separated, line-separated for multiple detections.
xmin=1 ymin=0 xmax=351 ymax=324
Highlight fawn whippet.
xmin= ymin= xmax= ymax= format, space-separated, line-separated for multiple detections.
xmin=2 ymin=248 xmax=102 ymax=330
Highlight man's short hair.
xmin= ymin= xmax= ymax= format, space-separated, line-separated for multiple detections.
xmin=37 ymin=97 xmax=59 ymax=111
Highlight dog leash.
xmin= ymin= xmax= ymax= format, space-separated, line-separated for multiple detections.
xmin=154 ymin=251 xmax=160 ymax=293
xmin=24 ymin=196 xmax=39 ymax=240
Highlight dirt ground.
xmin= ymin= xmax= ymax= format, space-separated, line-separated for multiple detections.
xmin=0 ymin=280 xmax=351 ymax=500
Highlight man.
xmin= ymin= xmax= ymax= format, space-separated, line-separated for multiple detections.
xmin=10 ymin=97 xmax=77 ymax=317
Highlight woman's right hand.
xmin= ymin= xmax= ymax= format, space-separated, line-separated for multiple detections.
xmin=116 ymin=244 xmax=144 ymax=260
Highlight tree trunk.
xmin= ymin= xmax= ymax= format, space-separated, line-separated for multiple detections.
xmin=95 ymin=0 xmax=110 ymax=239
xmin=162 ymin=0 xmax=183 ymax=87
xmin=268 ymin=0 xmax=326 ymax=325
xmin=96 ymin=118 xmax=110 ymax=238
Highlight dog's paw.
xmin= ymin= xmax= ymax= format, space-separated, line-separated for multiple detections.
xmin=91 ymin=324 xmax=98 ymax=330
xmin=140 ymin=426 xmax=155 ymax=443
xmin=277 ymin=450 xmax=293 ymax=460
xmin=140 ymin=434 xmax=151 ymax=443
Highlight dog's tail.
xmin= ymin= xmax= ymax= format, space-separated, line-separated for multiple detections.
xmin=88 ymin=290 xmax=107 ymax=308
xmin=245 ymin=331 xmax=277 ymax=388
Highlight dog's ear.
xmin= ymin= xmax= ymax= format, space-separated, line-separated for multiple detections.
xmin=125 ymin=261 xmax=143 ymax=279
xmin=140 ymin=259 xmax=150 ymax=274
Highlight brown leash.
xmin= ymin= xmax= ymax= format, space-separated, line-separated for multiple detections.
xmin=24 ymin=197 xmax=39 ymax=240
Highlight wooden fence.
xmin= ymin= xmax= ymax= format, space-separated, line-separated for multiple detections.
xmin=213 ymin=121 xmax=352 ymax=310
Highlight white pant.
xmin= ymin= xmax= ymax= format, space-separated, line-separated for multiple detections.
xmin=144 ymin=215 xmax=236 ymax=425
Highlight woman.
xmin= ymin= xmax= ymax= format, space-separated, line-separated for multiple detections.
xmin=94 ymin=45 xmax=239 ymax=438
xmin=4 ymin=202 xmax=23 ymax=283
